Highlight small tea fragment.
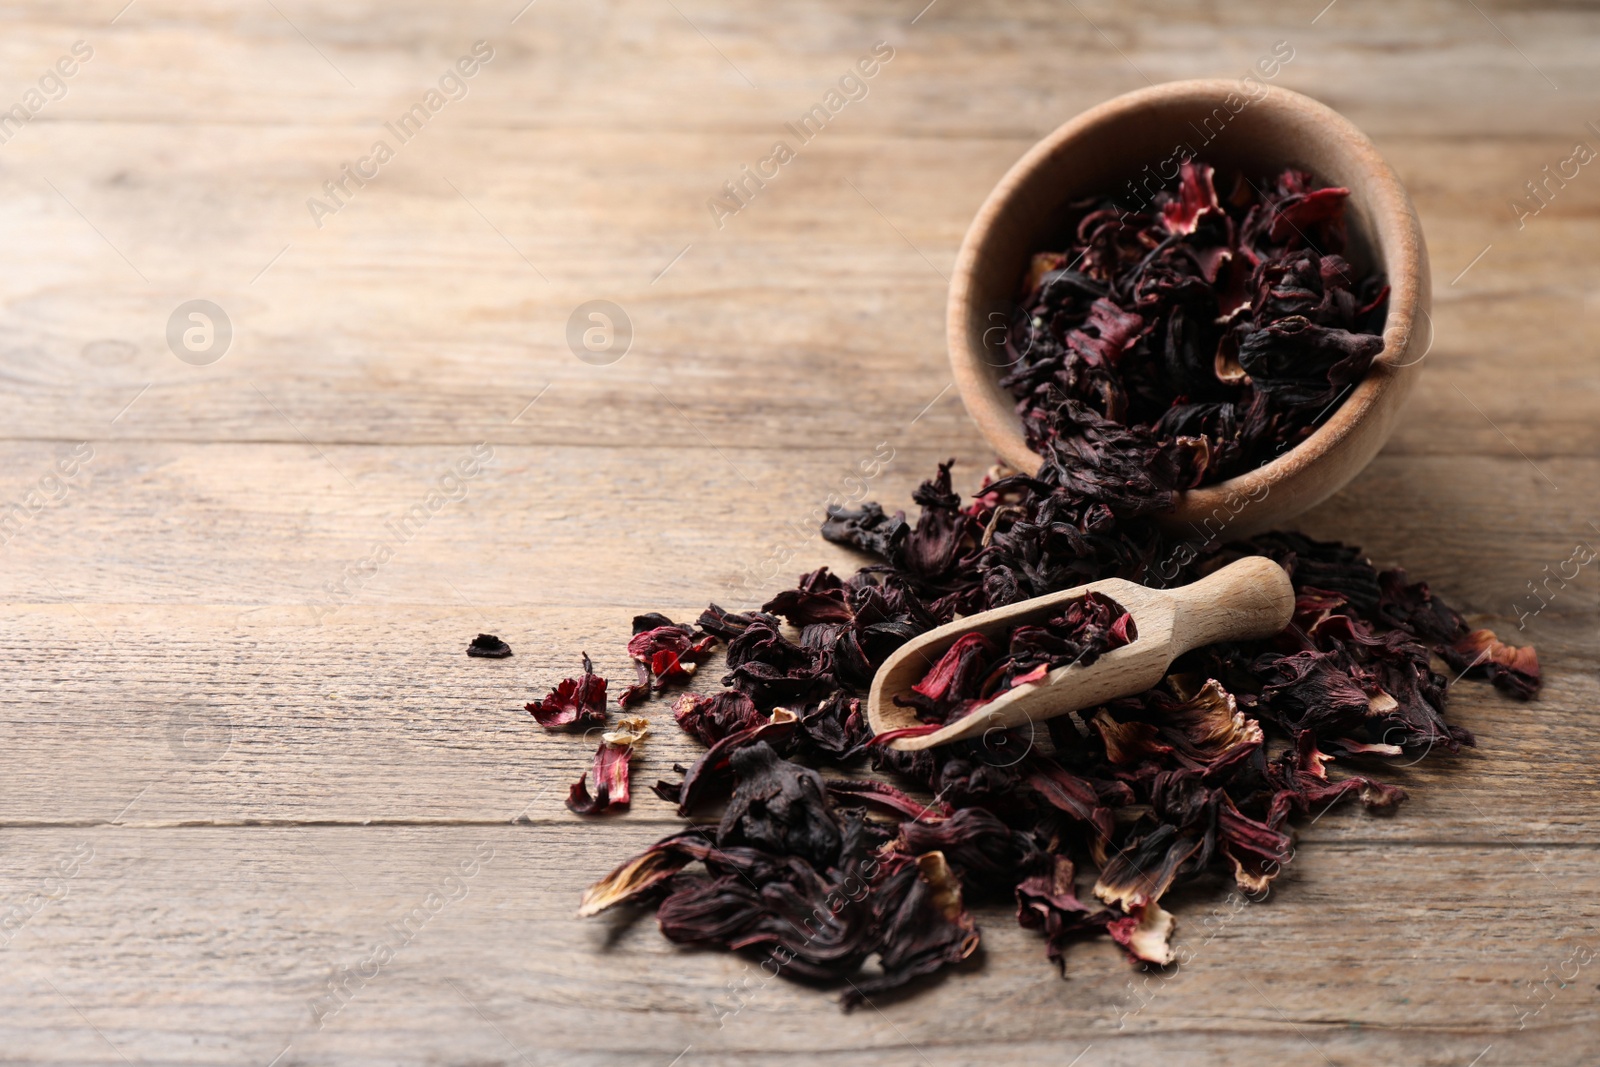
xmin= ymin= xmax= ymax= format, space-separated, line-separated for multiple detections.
xmin=576 ymin=830 xmax=703 ymax=917
xmin=466 ymin=633 xmax=513 ymax=658
xmin=567 ymin=715 xmax=649 ymax=815
xmin=1016 ymin=855 xmax=1112 ymax=973
xmin=1107 ymin=900 xmax=1176 ymax=966
xmin=1447 ymin=629 xmax=1540 ymax=700
xmin=1094 ymin=823 xmax=1200 ymax=913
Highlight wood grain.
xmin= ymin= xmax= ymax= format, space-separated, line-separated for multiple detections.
xmin=1 ymin=0 xmax=1597 ymax=1064
xmin=1 ymin=828 xmax=1595 ymax=1065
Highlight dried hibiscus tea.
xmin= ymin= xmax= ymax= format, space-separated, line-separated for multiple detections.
xmin=567 ymin=715 xmax=649 ymax=815
xmin=466 ymin=633 xmax=512 ymax=658
xmin=1003 ymin=162 xmax=1390 ymax=488
xmin=576 ymin=443 xmax=1538 ymax=1006
xmin=621 ymin=613 xmax=720 ymax=707
xmin=1106 ymin=900 xmax=1176 ymax=966
xmin=526 ymin=652 xmax=608 ymax=730
xmin=565 ymin=161 xmax=1542 ymax=1009
xmin=585 ymin=741 xmax=980 ymax=1008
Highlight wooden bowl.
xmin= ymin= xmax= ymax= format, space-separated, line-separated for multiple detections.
xmin=947 ymin=79 xmax=1429 ymax=540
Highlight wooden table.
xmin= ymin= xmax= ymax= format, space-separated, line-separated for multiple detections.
xmin=1 ymin=1 xmax=1594 ymax=1063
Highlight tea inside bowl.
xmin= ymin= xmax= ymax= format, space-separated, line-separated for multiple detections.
xmin=948 ymin=80 xmax=1428 ymax=537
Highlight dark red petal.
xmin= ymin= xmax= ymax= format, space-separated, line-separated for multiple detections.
xmin=1160 ymin=161 xmax=1220 ymax=236
xmin=526 ymin=659 xmax=609 ymax=730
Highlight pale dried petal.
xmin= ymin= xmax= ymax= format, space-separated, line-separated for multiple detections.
xmin=1107 ymin=900 xmax=1175 ymax=966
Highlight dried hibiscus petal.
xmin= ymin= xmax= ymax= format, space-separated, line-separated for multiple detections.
xmin=901 ymin=807 xmax=1033 ymax=895
xmin=696 ymin=602 xmax=768 ymax=641
xmin=1016 ymin=855 xmax=1112 ymax=972
xmin=797 ymin=691 xmax=870 ymax=757
xmin=1092 ymin=711 xmax=1173 ymax=767
xmin=1264 ymin=731 xmax=1407 ymax=831
xmin=763 ymin=567 xmax=855 ymax=626
xmin=1160 ymin=160 xmax=1221 ymax=236
xmin=627 ymin=617 xmax=718 ymax=699
xmin=577 ymin=829 xmax=705 ymax=917
xmin=671 ymin=690 xmax=764 ymax=747
xmin=820 ymin=501 xmax=908 ymax=562
xmin=1215 ymin=793 xmax=1294 ymax=896
xmin=1154 ymin=678 xmax=1263 ymax=767
xmin=1093 ymin=823 xmax=1201 ymax=912
xmin=717 ymin=741 xmax=842 ymax=868
xmin=567 ymin=715 xmax=648 ymax=815
xmin=896 ymin=632 xmax=996 ymax=721
xmin=839 ymin=852 xmax=979 ymax=1011
xmin=657 ymin=710 xmax=799 ymax=816
xmin=722 ymin=614 xmax=834 ymax=707
xmin=1107 ymin=900 xmax=1176 ymax=966
xmin=656 ymin=860 xmax=873 ymax=981
xmin=1025 ymin=758 xmax=1118 ymax=863
xmin=1444 ymin=629 xmax=1540 ymax=700
xmin=526 ymin=653 xmax=608 ymax=730
xmin=825 ymin=778 xmax=951 ymax=823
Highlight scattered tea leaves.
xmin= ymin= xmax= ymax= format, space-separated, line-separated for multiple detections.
xmin=554 ymin=162 xmax=1540 ymax=1009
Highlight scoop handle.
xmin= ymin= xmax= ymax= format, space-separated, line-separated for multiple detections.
xmin=1166 ymin=555 xmax=1295 ymax=653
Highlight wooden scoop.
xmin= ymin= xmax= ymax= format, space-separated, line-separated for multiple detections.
xmin=866 ymin=555 xmax=1295 ymax=751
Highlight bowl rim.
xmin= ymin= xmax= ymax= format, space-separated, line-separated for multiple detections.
xmin=946 ymin=78 xmax=1428 ymax=529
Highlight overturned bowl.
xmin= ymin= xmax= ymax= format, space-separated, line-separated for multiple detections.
xmin=947 ymin=79 xmax=1429 ymax=540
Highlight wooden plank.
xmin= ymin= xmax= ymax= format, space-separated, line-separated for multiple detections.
xmin=0 ymin=439 xmax=1587 ymax=619
xmin=1 ymin=126 xmax=1598 ymax=456
xmin=0 ymin=612 xmax=1585 ymax=842
xmin=0 ymin=22 xmax=1594 ymax=458
xmin=0 ymin=828 xmax=1593 ymax=1064
xmin=0 ymin=0 xmax=1593 ymax=139
xmin=0 ymin=444 xmax=1587 ymax=835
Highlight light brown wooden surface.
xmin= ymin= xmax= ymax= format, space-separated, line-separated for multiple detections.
xmin=0 ymin=1 xmax=1596 ymax=1064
